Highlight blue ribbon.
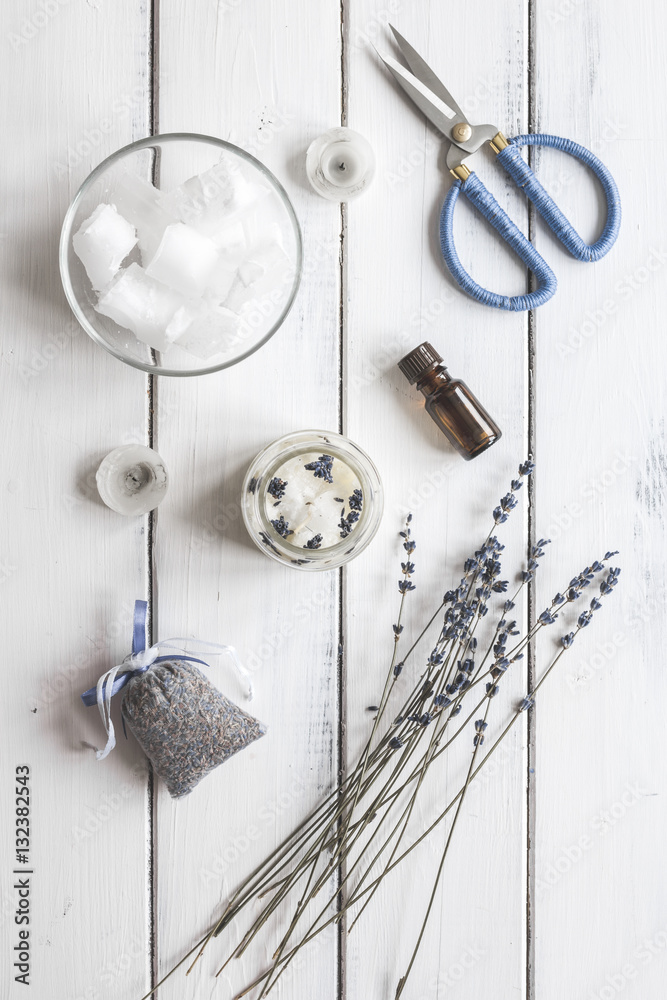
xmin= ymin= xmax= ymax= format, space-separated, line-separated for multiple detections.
xmin=132 ymin=598 xmax=147 ymax=656
xmin=81 ymin=600 xmax=207 ymax=709
xmin=81 ymin=600 xmax=254 ymax=761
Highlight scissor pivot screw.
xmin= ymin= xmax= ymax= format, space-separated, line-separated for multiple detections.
xmin=452 ymin=123 xmax=472 ymax=143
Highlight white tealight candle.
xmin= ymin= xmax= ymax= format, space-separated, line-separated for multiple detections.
xmin=96 ymin=444 xmax=169 ymax=516
xmin=321 ymin=142 xmax=366 ymax=188
xmin=242 ymin=431 xmax=383 ymax=570
xmin=306 ymin=128 xmax=376 ymax=202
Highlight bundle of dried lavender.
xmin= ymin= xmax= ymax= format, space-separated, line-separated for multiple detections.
xmin=140 ymin=460 xmax=620 ymax=999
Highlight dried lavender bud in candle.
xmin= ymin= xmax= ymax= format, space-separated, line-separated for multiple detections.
xmin=260 ymin=531 xmax=279 ymax=553
xmin=271 ymin=515 xmax=294 ymax=538
xmin=267 ymin=477 xmax=288 ymax=500
xmin=348 ymin=488 xmax=363 ymax=511
xmin=304 ymin=454 xmax=334 ymax=484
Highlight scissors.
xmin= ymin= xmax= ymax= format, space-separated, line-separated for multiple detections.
xmin=379 ymin=26 xmax=621 ymax=311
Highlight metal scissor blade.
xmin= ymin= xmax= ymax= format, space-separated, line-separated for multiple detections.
xmin=388 ymin=25 xmax=466 ymax=120
xmin=379 ymin=53 xmax=458 ymax=136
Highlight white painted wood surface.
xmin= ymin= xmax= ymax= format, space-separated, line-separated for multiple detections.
xmin=0 ymin=2 xmax=663 ymax=1000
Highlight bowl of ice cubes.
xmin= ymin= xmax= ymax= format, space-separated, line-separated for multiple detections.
xmin=60 ymin=133 xmax=302 ymax=376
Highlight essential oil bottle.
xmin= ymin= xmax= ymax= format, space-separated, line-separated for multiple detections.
xmin=398 ymin=342 xmax=501 ymax=460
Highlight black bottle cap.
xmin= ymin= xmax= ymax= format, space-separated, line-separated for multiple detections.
xmin=397 ymin=342 xmax=443 ymax=384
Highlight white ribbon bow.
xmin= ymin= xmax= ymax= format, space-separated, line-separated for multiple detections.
xmin=91 ymin=639 xmax=253 ymax=762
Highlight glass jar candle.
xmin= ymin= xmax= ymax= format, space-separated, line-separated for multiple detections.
xmin=241 ymin=430 xmax=383 ymax=570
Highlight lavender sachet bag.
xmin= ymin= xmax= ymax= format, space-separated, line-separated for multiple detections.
xmin=81 ymin=601 xmax=265 ymax=798
xmin=121 ymin=659 xmax=265 ymax=798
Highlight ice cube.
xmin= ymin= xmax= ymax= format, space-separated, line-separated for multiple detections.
xmin=157 ymin=168 xmax=232 ymax=233
xmin=157 ymin=175 xmax=209 ymax=226
xmin=72 ymin=203 xmax=137 ymax=291
xmin=249 ymin=239 xmax=294 ymax=277
xmin=110 ymin=173 xmax=176 ymax=263
xmin=198 ymin=157 xmax=263 ymax=212
xmin=96 ymin=262 xmax=184 ymax=352
xmin=173 ymin=300 xmax=241 ymax=361
xmin=164 ymin=304 xmax=196 ymax=343
xmin=159 ymin=179 xmax=249 ymax=256
xmin=242 ymin=211 xmax=288 ymax=253
xmin=192 ymin=160 xmax=272 ymax=240
xmin=224 ymin=275 xmax=257 ymax=313
xmin=224 ymin=241 xmax=295 ymax=312
xmin=206 ymin=256 xmax=238 ymax=301
xmin=214 ymin=218 xmax=247 ymax=260
xmin=145 ymin=223 xmax=219 ymax=299
xmin=238 ymin=260 xmax=265 ymax=286
xmin=156 ymin=156 xmax=273 ymax=249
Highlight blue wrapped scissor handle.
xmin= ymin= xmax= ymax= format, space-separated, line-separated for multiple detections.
xmin=439 ymin=134 xmax=622 ymax=312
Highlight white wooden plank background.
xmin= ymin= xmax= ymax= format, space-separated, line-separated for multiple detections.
xmin=0 ymin=2 xmax=664 ymax=1000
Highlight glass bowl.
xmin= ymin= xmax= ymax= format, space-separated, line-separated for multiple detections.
xmin=59 ymin=133 xmax=303 ymax=376
xmin=241 ymin=430 xmax=384 ymax=571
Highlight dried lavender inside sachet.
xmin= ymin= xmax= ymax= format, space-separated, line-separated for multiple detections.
xmin=121 ymin=660 xmax=266 ymax=798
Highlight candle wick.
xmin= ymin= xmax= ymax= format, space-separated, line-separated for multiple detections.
xmin=339 ymin=162 xmax=346 ymax=171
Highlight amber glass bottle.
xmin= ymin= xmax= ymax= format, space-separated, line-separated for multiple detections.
xmin=398 ymin=342 xmax=501 ymax=460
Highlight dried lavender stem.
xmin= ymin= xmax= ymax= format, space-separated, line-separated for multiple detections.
xmin=212 ymin=750 xmax=387 ymax=940
xmin=346 ymin=641 xmax=577 ymax=911
xmin=228 ymin=560 xmax=618 ymax=1000
xmin=254 ymin=707 xmax=435 ymax=983
xmin=227 ymin=625 xmax=590 ymax=1000
xmin=242 ymin=574 xmax=517 ymax=963
xmin=235 ymin=580 xmax=578 ymax=971
xmin=225 ymin=744 xmax=404 ymax=961
xmin=245 ymin=666 xmax=469 ymax=994
xmin=232 ymin=684 xmax=525 ymax=996
xmin=395 ymin=699 xmax=491 ymax=999
xmin=137 ymin=933 xmax=210 ymax=1000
